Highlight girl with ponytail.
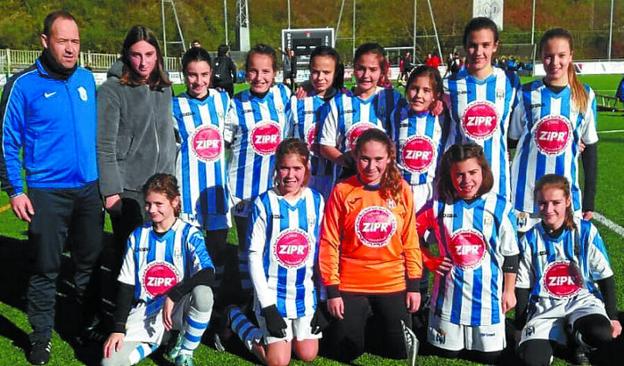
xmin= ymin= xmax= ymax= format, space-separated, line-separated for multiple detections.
xmin=509 ymin=28 xmax=599 ymax=233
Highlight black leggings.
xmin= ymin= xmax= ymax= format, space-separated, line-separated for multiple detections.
xmin=430 ymin=347 xmax=502 ymax=365
xmin=325 ymin=291 xmax=411 ymax=362
xmin=518 ymin=314 xmax=612 ymax=366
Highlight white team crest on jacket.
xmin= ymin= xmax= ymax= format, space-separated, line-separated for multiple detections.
xmin=77 ymin=86 xmax=88 ymax=101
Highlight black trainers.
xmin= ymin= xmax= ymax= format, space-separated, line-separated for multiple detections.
xmin=28 ymin=339 xmax=51 ymax=365
xmin=572 ymin=345 xmax=591 ymax=366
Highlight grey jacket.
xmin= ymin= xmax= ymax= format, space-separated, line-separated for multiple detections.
xmin=97 ymin=61 xmax=175 ymax=196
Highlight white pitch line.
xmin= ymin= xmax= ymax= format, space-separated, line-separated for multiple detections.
xmin=597 ymin=129 xmax=624 ymax=134
xmin=593 ymin=212 xmax=624 ymax=238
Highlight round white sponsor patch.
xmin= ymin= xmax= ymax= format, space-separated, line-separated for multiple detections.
xmin=461 ymin=101 xmax=499 ymax=140
xmin=401 ymin=135 xmax=436 ymax=173
xmin=190 ymin=125 xmax=223 ymax=162
xmin=345 ymin=122 xmax=378 ymax=151
xmin=273 ymin=228 xmax=311 ymax=269
xmin=355 ymin=206 xmax=397 ymax=248
xmin=250 ymin=121 xmax=282 ymax=155
xmin=142 ymin=262 xmax=181 ymax=298
xmin=542 ymin=261 xmax=583 ymax=299
xmin=533 ymin=115 xmax=572 ymax=156
xmin=449 ymin=229 xmax=487 ymax=269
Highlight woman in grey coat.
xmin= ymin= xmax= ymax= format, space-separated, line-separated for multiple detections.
xmin=97 ymin=25 xmax=176 ymax=262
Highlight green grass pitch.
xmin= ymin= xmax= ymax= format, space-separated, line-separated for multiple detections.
xmin=0 ymin=74 xmax=623 ymax=365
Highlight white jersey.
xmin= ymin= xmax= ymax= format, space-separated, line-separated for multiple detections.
xmin=173 ymin=90 xmax=231 ymax=230
xmin=247 ymin=187 xmax=324 ymax=319
xmin=417 ymin=192 xmax=519 ymax=326
xmin=509 ymin=81 xmax=598 ymax=213
xmin=391 ymin=106 xmax=447 ymax=186
xmin=445 ymin=67 xmax=520 ymax=197
xmin=290 ymin=93 xmax=333 ymax=177
xmin=516 ymin=218 xmax=612 ymax=317
xmin=225 ymin=83 xmax=292 ymax=203
xmin=118 ymin=220 xmax=214 ymax=320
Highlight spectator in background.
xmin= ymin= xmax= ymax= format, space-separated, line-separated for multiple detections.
xmin=282 ymin=47 xmax=297 ymax=90
xmin=191 ymin=39 xmax=201 ymax=48
xmin=616 ymin=75 xmax=624 ymax=103
xmin=425 ymin=52 xmax=441 ymax=69
xmin=212 ymin=44 xmax=237 ymax=97
xmin=0 ymin=10 xmax=103 ymax=364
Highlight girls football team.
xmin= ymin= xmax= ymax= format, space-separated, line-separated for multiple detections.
xmin=99 ymin=17 xmax=620 ymax=366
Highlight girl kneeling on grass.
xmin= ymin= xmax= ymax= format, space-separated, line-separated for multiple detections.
xmin=246 ymin=138 xmax=326 ymax=366
xmin=515 ymin=174 xmax=621 ymax=366
xmin=102 ymin=174 xmax=215 ymax=366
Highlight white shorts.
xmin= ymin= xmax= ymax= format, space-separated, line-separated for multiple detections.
xmin=255 ymin=312 xmax=322 ymax=344
xmin=427 ymin=314 xmax=506 ymax=352
xmin=410 ymin=183 xmax=434 ymax=216
xmin=124 ymin=294 xmax=192 ymax=344
xmin=519 ymin=292 xmax=609 ymax=346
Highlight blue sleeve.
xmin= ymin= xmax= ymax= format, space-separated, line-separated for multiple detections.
xmin=0 ymin=78 xmax=26 ymax=196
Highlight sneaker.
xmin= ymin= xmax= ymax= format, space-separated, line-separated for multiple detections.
xmin=572 ymin=346 xmax=591 ymax=366
xmin=401 ymin=320 xmax=419 ymax=366
xmin=167 ymin=332 xmax=184 ymax=360
xmin=213 ymin=332 xmax=226 ymax=352
xmin=28 ymin=339 xmax=51 ymax=365
xmin=175 ymin=353 xmax=195 ymax=366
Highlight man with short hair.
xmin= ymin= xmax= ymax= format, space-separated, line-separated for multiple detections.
xmin=212 ymin=44 xmax=237 ymax=97
xmin=0 ymin=10 xmax=102 ymax=365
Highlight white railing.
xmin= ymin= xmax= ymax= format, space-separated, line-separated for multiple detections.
xmin=0 ymin=48 xmax=181 ymax=72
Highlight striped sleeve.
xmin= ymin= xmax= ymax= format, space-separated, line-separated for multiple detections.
xmin=586 ymin=222 xmax=613 ymax=281
xmin=319 ymin=98 xmax=339 ymax=147
xmin=581 ymin=86 xmax=599 ymax=145
xmin=248 ymin=197 xmax=273 ymax=307
xmin=515 ymin=234 xmax=532 ymax=289
xmin=118 ymin=232 xmax=138 ymax=286
xmin=187 ymin=228 xmax=214 ymax=274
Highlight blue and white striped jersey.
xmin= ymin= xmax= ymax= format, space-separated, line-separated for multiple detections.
xmin=247 ymin=187 xmax=324 ymax=319
xmin=391 ymin=106 xmax=447 ymax=186
xmin=516 ymin=219 xmax=612 ymax=313
xmin=445 ymin=67 xmax=520 ymax=197
xmin=418 ymin=192 xmax=519 ymax=326
xmin=319 ymin=87 xmax=400 ymax=153
xmin=118 ymin=220 xmax=214 ymax=316
xmin=173 ymin=89 xmax=231 ymax=230
xmin=225 ymin=83 xmax=292 ymax=203
xmin=509 ymin=81 xmax=598 ymax=213
xmin=290 ymin=93 xmax=333 ymax=177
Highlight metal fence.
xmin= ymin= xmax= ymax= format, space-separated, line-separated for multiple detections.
xmin=0 ymin=48 xmax=183 ymax=73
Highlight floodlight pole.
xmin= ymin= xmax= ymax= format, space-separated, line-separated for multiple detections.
xmin=530 ymin=0 xmax=536 ymax=45
xmin=287 ymin=0 xmax=291 ymax=29
xmin=413 ymin=0 xmax=417 ymax=56
xmin=608 ymin=0 xmax=614 ymax=60
xmin=427 ymin=0 xmax=443 ymax=61
xmin=224 ymin=0 xmax=229 ymax=45
xmin=352 ymin=0 xmax=356 ymax=59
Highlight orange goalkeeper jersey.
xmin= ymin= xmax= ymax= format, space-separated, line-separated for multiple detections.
xmin=319 ymin=176 xmax=422 ymax=295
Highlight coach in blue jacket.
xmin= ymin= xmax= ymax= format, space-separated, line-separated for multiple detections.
xmin=0 ymin=10 xmax=102 ymax=365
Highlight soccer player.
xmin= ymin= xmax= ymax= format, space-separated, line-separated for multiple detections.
xmin=102 ymin=174 xmax=214 ymax=366
xmin=444 ymin=17 xmax=520 ymax=198
xmin=510 ymin=28 xmax=598 ymax=232
xmin=319 ymin=129 xmax=422 ymax=362
xmin=291 ymin=45 xmax=344 ymax=198
xmin=319 ymin=43 xmax=402 ymax=182
xmin=173 ymin=47 xmax=230 ymax=256
xmin=515 ymin=174 xmax=621 ymax=366
xmin=417 ymin=143 xmax=519 ymax=364
xmin=392 ymin=65 xmax=448 ymax=215
xmin=245 ymin=138 xmax=326 ymax=365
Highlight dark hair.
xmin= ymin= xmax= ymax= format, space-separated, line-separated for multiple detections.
xmin=245 ymin=44 xmax=277 ymax=73
xmin=309 ymin=45 xmax=344 ymax=90
xmin=539 ymin=28 xmax=588 ymax=114
xmin=405 ymin=65 xmax=443 ymax=100
xmin=436 ymin=143 xmax=494 ymax=202
xmin=463 ymin=17 xmax=499 ymax=47
xmin=218 ymin=44 xmax=229 ymax=57
xmin=353 ymin=43 xmax=389 ymax=87
xmin=534 ymin=174 xmax=576 ymax=230
xmin=274 ymin=138 xmax=311 ymax=188
xmin=181 ymin=47 xmax=212 ymax=75
xmin=42 ymin=10 xmax=77 ymax=37
xmin=354 ymin=129 xmax=403 ymax=203
xmin=120 ymin=25 xmax=171 ymax=89
xmin=142 ymin=173 xmax=181 ymax=216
